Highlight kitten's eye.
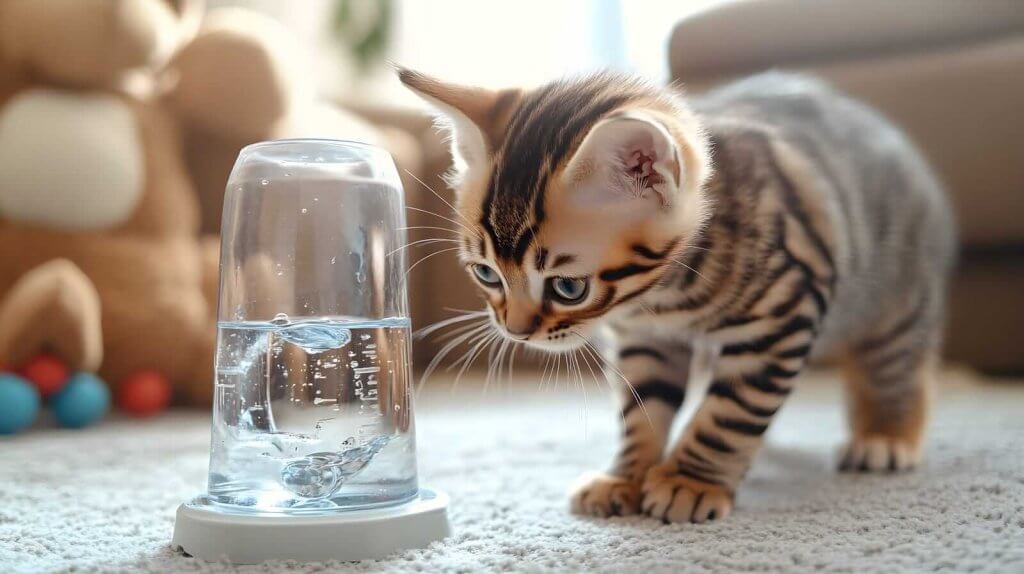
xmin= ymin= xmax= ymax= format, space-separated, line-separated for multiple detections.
xmin=550 ymin=276 xmax=589 ymax=304
xmin=471 ymin=264 xmax=502 ymax=288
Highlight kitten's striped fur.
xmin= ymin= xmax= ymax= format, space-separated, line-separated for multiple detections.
xmin=401 ymin=69 xmax=955 ymax=523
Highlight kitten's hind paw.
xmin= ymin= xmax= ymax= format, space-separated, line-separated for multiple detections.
xmin=839 ymin=435 xmax=921 ymax=473
xmin=570 ymin=472 xmax=642 ymax=518
xmin=641 ymin=463 xmax=733 ymax=524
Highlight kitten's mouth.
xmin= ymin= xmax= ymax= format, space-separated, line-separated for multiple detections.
xmin=494 ymin=324 xmax=589 ymax=353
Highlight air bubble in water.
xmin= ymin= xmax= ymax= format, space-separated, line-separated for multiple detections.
xmin=271 ymin=313 xmax=290 ymax=325
xmin=279 ymin=436 xmax=391 ymax=499
xmin=260 ymin=179 xmax=269 ymax=186
xmin=277 ymin=322 xmax=351 ymax=354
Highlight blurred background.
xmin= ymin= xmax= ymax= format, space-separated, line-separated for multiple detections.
xmin=1 ymin=0 xmax=1022 ymax=418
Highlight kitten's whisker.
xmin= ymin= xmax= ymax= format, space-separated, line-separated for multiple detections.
xmin=414 ymin=310 xmax=488 ymax=339
xmin=406 ymin=206 xmax=481 ymax=239
xmin=540 ymin=354 xmax=549 ymax=390
xmin=416 ymin=322 xmax=490 ymax=395
xmin=455 ymin=331 xmax=499 ymax=392
xmin=443 ymin=306 xmax=488 ymax=314
xmin=485 ymin=334 xmax=504 ymax=393
xmin=403 ymin=247 xmax=461 ymax=282
xmin=667 ymin=257 xmax=710 ymax=285
xmin=572 ymin=331 xmax=653 ymax=430
xmin=577 ymin=342 xmax=616 ymax=407
xmin=543 ymin=352 xmax=555 ymax=391
xmin=557 ymin=351 xmax=565 ymax=390
xmin=571 ymin=349 xmax=589 ymax=434
xmin=451 ymin=327 xmax=496 ymax=376
xmin=398 ymin=225 xmax=461 ymax=235
xmin=403 ymin=169 xmax=478 ymax=233
xmin=387 ymin=238 xmax=460 ymax=259
xmin=448 ymin=328 xmax=492 ymax=373
xmin=485 ymin=337 xmax=510 ymax=395
xmin=433 ymin=319 xmax=489 ymax=343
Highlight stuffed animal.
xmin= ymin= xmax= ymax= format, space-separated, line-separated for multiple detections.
xmin=0 ymin=0 xmax=417 ymax=406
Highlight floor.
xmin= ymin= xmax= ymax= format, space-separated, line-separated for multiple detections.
xmin=3 ymin=367 xmax=1023 ymax=573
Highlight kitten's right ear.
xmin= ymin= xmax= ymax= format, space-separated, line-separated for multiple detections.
xmin=397 ymin=67 xmax=521 ymax=169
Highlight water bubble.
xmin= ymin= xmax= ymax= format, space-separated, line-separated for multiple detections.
xmin=260 ymin=179 xmax=269 ymax=186
xmin=276 ymin=322 xmax=351 ymax=353
xmin=279 ymin=436 xmax=390 ymax=499
xmin=349 ymin=361 xmax=359 ymax=368
xmin=280 ymin=456 xmax=340 ymax=498
xmin=301 ymin=208 xmax=308 ymax=214
xmin=271 ymin=313 xmax=290 ymax=325
xmin=360 ymin=334 xmax=371 ymax=341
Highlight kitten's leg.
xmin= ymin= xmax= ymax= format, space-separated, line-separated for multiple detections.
xmin=839 ymin=301 xmax=940 ymax=473
xmin=570 ymin=340 xmax=692 ymax=518
xmin=642 ymin=316 xmax=816 ymax=524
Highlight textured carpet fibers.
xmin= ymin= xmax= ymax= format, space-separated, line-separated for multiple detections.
xmin=2 ymin=368 xmax=1023 ymax=573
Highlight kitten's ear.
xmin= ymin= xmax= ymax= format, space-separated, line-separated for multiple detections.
xmin=561 ymin=112 xmax=682 ymax=208
xmin=397 ymin=67 xmax=521 ymax=168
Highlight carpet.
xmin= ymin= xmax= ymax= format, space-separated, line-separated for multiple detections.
xmin=2 ymin=367 xmax=1023 ymax=573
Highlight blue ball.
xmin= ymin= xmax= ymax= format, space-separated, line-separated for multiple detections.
xmin=52 ymin=372 xmax=110 ymax=429
xmin=0 ymin=374 xmax=41 ymax=434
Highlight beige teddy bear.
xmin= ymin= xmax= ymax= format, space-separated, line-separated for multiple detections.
xmin=0 ymin=0 xmax=415 ymax=405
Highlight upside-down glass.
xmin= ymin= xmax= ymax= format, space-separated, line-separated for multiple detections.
xmin=203 ymin=139 xmax=417 ymax=513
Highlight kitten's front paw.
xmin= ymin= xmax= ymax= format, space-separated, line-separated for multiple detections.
xmin=641 ymin=463 xmax=733 ymax=524
xmin=570 ymin=472 xmax=642 ymax=517
xmin=839 ymin=435 xmax=921 ymax=473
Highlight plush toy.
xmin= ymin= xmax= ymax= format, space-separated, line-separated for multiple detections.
xmin=0 ymin=0 xmax=418 ymax=406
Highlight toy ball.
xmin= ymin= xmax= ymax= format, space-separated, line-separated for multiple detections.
xmin=0 ymin=374 xmax=41 ymax=434
xmin=52 ymin=372 xmax=110 ymax=429
xmin=19 ymin=354 xmax=70 ymax=398
xmin=117 ymin=370 xmax=171 ymax=417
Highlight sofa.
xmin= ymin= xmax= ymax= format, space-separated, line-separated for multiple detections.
xmin=668 ymin=0 xmax=1024 ymax=374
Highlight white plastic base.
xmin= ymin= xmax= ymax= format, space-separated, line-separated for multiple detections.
xmin=172 ymin=488 xmax=450 ymax=564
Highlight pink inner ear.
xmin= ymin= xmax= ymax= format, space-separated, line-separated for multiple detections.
xmin=623 ymin=146 xmax=665 ymax=199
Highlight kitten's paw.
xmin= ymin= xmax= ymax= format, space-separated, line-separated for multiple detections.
xmin=641 ymin=463 xmax=733 ymax=524
xmin=569 ymin=472 xmax=642 ymax=517
xmin=839 ymin=435 xmax=921 ymax=473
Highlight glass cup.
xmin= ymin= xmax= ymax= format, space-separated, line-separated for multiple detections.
xmin=204 ymin=139 xmax=417 ymax=514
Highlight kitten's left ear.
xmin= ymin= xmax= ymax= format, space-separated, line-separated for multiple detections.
xmin=561 ymin=112 xmax=683 ymax=208
xmin=397 ymin=67 xmax=521 ymax=168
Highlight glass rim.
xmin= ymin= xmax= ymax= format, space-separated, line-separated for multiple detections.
xmin=239 ymin=138 xmax=389 ymax=157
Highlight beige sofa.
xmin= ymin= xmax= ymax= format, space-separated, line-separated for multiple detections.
xmin=669 ymin=0 xmax=1024 ymax=374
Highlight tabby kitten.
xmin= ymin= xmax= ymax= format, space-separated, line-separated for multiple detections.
xmin=400 ymin=69 xmax=955 ymax=523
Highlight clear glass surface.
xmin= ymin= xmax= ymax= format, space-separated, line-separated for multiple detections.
xmin=203 ymin=139 xmax=417 ymax=514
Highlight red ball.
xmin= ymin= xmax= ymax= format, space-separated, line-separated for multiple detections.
xmin=19 ymin=354 xmax=70 ymax=398
xmin=117 ymin=370 xmax=172 ymax=417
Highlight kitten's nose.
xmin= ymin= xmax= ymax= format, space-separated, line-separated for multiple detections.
xmin=505 ymin=314 xmax=541 ymax=339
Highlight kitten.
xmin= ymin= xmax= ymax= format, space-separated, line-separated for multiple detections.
xmin=400 ymin=69 xmax=955 ymax=523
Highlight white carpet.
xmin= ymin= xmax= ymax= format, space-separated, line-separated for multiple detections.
xmin=3 ymin=368 xmax=1023 ymax=573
